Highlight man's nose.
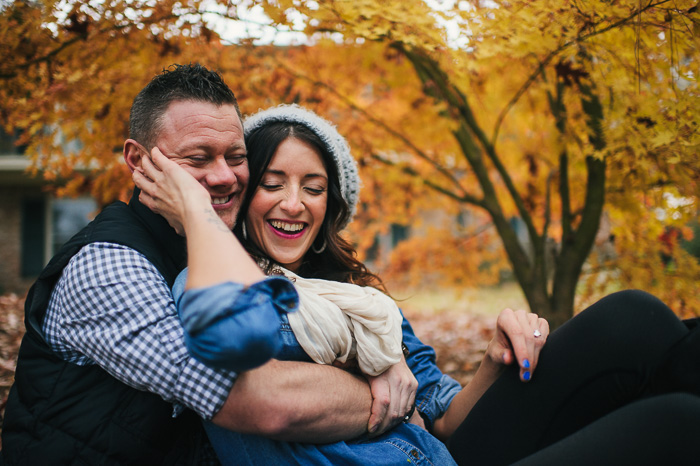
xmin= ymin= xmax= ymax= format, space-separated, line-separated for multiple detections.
xmin=205 ymin=157 xmax=237 ymax=187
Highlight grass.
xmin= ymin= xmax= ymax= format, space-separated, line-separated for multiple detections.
xmin=389 ymin=281 xmax=529 ymax=318
xmin=389 ymin=275 xmax=632 ymax=320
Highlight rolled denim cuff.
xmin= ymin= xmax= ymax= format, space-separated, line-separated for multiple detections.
xmin=415 ymin=374 xmax=462 ymax=431
xmin=178 ymin=277 xmax=297 ymax=333
xmin=176 ymin=276 xmax=298 ymax=371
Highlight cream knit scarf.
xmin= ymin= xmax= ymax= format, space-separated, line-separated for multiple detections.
xmin=273 ymin=265 xmax=403 ymax=376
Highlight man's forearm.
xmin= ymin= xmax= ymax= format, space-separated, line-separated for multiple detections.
xmin=212 ymin=359 xmax=372 ymax=443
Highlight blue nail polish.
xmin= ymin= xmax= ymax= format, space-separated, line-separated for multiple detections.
xmin=523 ymin=371 xmax=531 ymax=381
xmin=522 ymin=359 xmax=530 ymax=369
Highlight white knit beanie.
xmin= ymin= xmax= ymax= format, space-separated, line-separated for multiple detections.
xmin=244 ymin=104 xmax=360 ymax=229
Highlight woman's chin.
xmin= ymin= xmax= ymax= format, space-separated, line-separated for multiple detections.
xmin=268 ymin=251 xmax=306 ymax=272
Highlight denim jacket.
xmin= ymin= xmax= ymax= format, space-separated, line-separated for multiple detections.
xmin=174 ymin=270 xmax=460 ymax=465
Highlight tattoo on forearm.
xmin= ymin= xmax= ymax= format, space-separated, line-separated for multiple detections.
xmin=203 ymin=208 xmax=231 ymax=232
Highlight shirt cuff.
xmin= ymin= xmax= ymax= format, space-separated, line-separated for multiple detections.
xmin=415 ymin=374 xmax=462 ymax=431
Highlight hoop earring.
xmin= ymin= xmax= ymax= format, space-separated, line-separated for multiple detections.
xmin=312 ymin=238 xmax=327 ymax=254
xmin=241 ymin=221 xmax=248 ymax=240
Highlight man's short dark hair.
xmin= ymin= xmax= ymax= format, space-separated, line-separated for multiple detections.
xmin=129 ymin=63 xmax=241 ymax=149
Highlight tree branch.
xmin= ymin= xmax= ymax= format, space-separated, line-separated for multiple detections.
xmin=400 ymin=46 xmax=544 ymax=252
xmin=1 ymin=14 xmax=179 ymax=79
xmin=371 ymin=153 xmax=484 ymax=206
xmin=491 ymin=0 xmax=673 ymax=144
xmin=270 ymin=56 xmax=470 ymax=199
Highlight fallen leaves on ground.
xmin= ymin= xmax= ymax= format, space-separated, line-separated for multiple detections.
xmin=0 ymin=293 xmax=25 ymax=443
xmin=402 ymin=308 xmax=495 ymax=386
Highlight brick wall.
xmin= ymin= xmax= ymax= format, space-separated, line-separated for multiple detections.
xmin=0 ymin=187 xmax=41 ymax=295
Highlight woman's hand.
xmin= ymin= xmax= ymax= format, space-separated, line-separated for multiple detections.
xmin=430 ymin=309 xmax=550 ymax=441
xmin=485 ymin=308 xmax=549 ymax=382
xmin=365 ymin=357 xmax=418 ymax=436
xmin=132 ymin=147 xmax=212 ymax=235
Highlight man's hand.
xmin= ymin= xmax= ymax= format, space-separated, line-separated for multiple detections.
xmin=365 ymin=356 xmax=418 ymax=436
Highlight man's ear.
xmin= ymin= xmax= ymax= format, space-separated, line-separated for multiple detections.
xmin=124 ymin=139 xmax=146 ymax=173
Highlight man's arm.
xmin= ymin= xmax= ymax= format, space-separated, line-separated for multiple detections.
xmin=49 ymin=244 xmax=376 ymax=443
xmin=134 ymin=151 xmax=386 ymax=441
xmin=213 ymin=359 xmax=372 ymax=443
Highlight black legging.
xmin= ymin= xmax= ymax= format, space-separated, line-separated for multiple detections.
xmin=448 ymin=290 xmax=700 ymax=465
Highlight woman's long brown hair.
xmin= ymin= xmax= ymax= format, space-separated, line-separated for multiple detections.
xmin=234 ymin=121 xmax=386 ymax=292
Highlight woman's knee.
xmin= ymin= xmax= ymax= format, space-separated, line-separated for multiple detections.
xmin=550 ymin=290 xmax=685 ymax=366
xmin=591 ymin=289 xmax=671 ymax=319
xmin=577 ymin=289 xmax=682 ymax=337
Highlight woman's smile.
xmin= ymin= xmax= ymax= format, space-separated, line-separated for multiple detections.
xmin=267 ymin=220 xmax=308 ymax=239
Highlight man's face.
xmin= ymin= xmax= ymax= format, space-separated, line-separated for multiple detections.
xmin=154 ymin=100 xmax=249 ymax=230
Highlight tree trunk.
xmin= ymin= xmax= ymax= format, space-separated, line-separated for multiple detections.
xmin=549 ymin=156 xmax=606 ymax=329
xmin=402 ymin=47 xmax=607 ymax=330
xmin=491 ymin=155 xmax=606 ymax=329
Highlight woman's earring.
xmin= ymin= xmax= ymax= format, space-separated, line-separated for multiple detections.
xmin=242 ymin=221 xmax=248 ymax=240
xmin=312 ymin=238 xmax=327 ymax=254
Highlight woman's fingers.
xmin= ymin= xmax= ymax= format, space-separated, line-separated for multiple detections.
xmin=530 ymin=316 xmax=549 ymax=369
xmin=133 ymin=148 xmax=164 ymax=202
xmin=138 ymin=147 xmax=163 ymax=184
xmin=496 ymin=308 xmax=549 ymax=382
xmin=132 ymin=146 xmax=210 ymax=235
xmin=132 ymin=167 xmax=156 ymax=210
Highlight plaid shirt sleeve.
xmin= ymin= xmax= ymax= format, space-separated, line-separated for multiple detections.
xmin=42 ymin=242 xmax=237 ymax=420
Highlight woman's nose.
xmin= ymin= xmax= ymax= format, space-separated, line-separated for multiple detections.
xmin=280 ymin=189 xmax=304 ymax=215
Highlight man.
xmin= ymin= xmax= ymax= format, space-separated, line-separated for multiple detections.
xmin=2 ymin=64 xmax=380 ymax=464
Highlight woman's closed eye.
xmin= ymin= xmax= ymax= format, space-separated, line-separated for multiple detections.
xmin=261 ymin=183 xmax=283 ymax=191
xmin=304 ymin=186 xmax=326 ymax=195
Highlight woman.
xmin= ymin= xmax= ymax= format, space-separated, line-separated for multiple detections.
xmin=135 ymin=105 xmax=700 ymax=465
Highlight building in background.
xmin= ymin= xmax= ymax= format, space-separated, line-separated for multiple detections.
xmin=0 ymin=129 xmax=96 ymax=294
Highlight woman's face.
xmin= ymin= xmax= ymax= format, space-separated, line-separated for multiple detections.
xmin=246 ymin=137 xmax=328 ymax=272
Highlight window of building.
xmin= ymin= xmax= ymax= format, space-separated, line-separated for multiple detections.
xmin=20 ymin=199 xmax=46 ymax=277
xmin=51 ymin=198 xmax=97 ymax=255
xmin=0 ymin=128 xmax=27 ymax=156
xmin=390 ymin=223 xmax=409 ymax=247
xmin=21 ymin=196 xmax=97 ymax=277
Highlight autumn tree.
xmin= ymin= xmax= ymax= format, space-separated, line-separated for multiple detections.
xmin=0 ymin=0 xmax=278 ymax=202
xmin=245 ymin=0 xmax=700 ymax=327
xmin=2 ymin=1 xmax=699 ymax=327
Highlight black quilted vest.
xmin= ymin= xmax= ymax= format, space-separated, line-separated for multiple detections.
xmin=1 ymin=190 xmax=212 ymax=464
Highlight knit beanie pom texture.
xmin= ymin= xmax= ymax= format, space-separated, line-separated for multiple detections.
xmin=244 ymin=104 xmax=360 ymax=229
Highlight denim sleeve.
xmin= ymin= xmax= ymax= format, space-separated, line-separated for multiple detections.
xmin=400 ymin=310 xmax=462 ymax=431
xmin=172 ymin=268 xmax=298 ymax=372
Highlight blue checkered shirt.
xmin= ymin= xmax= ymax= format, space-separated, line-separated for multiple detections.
xmin=42 ymin=242 xmax=237 ymax=420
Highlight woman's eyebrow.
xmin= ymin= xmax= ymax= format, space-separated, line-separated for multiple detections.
xmin=265 ymin=169 xmax=328 ymax=180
